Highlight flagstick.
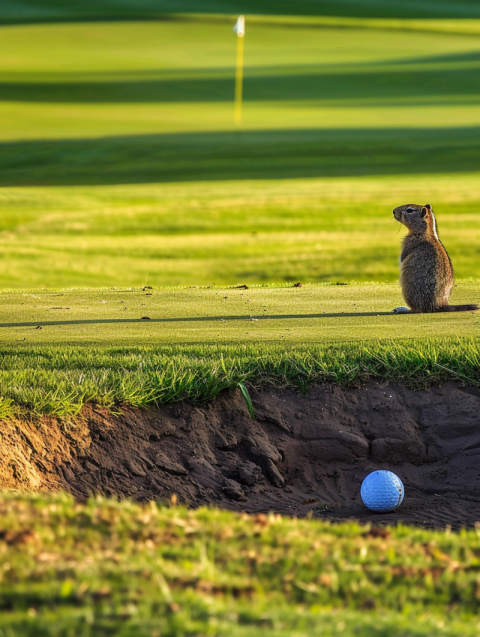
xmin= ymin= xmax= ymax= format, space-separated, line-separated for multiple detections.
xmin=234 ymin=18 xmax=245 ymax=127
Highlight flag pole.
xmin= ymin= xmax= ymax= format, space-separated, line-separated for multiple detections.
xmin=234 ymin=16 xmax=245 ymax=127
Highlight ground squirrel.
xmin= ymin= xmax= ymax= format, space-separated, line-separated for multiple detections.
xmin=392 ymin=203 xmax=478 ymax=314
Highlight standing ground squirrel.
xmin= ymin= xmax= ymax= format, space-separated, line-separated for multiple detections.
xmin=392 ymin=203 xmax=478 ymax=314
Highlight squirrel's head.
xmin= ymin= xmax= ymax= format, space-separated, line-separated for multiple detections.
xmin=393 ymin=203 xmax=436 ymax=235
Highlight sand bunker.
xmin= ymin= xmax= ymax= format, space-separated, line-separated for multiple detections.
xmin=3 ymin=381 xmax=480 ymax=529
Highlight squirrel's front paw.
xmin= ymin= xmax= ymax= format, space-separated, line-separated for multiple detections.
xmin=393 ymin=306 xmax=411 ymax=314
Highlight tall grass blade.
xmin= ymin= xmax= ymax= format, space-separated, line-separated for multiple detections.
xmin=238 ymin=382 xmax=255 ymax=419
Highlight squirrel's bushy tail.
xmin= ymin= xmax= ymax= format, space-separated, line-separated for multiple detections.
xmin=437 ymin=304 xmax=478 ymax=312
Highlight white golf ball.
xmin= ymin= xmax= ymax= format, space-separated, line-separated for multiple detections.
xmin=361 ymin=470 xmax=404 ymax=513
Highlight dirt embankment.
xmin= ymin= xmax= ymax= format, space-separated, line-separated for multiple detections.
xmin=2 ymin=382 xmax=480 ymax=528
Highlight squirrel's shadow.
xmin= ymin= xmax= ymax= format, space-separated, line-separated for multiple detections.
xmin=0 ymin=311 xmax=394 ymax=329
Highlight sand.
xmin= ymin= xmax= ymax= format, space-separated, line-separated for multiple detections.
xmin=3 ymin=381 xmax=480 ymax=529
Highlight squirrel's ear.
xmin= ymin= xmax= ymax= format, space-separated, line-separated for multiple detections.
xmin=423 ymin=203 xmax=432 ymax=210
xmin=421 ymin=207 xmax=429 ymax=218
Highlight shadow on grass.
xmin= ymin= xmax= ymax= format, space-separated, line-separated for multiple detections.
xmin=2 ymin=126 xmax=480 ymax=186
xmin=3 ymin=54 xmax=480 ymax=103
xmin=0 ymin=312 xmax=395 ymax=329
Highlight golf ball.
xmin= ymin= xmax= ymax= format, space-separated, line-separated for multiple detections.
xmin=361 ymin=470 xmax=404 ymax=513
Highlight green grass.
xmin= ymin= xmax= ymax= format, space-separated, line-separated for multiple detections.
xmin=1 ymin=9 xmax=479 ymax=634
xmin=0 ymin=6 xmax=479 ymax=415
xmin=2 ymin=174 xmax=480 ymax=287
xmin=2 ymin=492 xmax=480 ymax=636
xmin=4 ymin=18 xmax=480 ymax=145
xmin=0 ymin=284 xmax=477 ymax=416
xmin=2 ymin=16 xmax=480 ymax=286
xmin=4 ymin=0 xmax=480 ymax=22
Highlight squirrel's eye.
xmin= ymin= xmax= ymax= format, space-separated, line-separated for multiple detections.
xmin=406 ymin=208 xmax=414 ymax=213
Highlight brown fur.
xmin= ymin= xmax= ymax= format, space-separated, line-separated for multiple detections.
xmin=392 ymin=203 xmax=478 ymax=313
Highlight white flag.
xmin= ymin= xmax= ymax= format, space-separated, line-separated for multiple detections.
xmin=233 ymin=15 xmax=245 ymax=37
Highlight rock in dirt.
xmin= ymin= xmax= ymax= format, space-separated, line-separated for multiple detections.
xmin=123 ymin=458 xmax=147 ymax=477
xmin=244 ymin=434 xmax=282 ymax=464
xmin=215 ymin=430 xmax=238 ymax=450
xmin=154 ymin=452 xmax=188 ymax=476
xmin=187 ymin=458 xmax=221 ymax=489
xmin=263 ymin=458 xmax=285 ymax=487
xmin=237 ymin=461 xmax=263 ymax=486
xmin=148 ymin=418 xmax=176 ymax=440
xmin=222 ymin=479 xmax=246 ymax=501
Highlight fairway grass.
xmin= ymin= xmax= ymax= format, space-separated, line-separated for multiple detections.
xmin=2 ymin=492 xmax=480 ymax=636
xmin=2 ymin=16 xmax=480 ymax=286
xmin=2 ymin=173 xmax=480 ymax=288
xmin=4 ymin=18 xmax=480 ymax=144
xmin=0 ymin=283 xmax=477 ymax=416
xmin=0 ymin=7 xmax=479 ymax=415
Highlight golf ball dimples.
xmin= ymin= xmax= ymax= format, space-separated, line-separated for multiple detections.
xmin=361 ymin=471 xmax=404 ymax=513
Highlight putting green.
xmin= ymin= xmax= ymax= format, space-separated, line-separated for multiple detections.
xmin=0 ymin=283 xmax=476 ymax=416
xmin=3 ymin=19 xmax=480 ymax=142
xmin=1 ymin=283 xmax=478 ymax=346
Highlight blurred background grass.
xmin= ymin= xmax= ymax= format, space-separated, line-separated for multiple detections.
xmin=1 ymin=1 xmax=480 ymax=287
xmin=4 ymin=0 xmax=480 ymax=21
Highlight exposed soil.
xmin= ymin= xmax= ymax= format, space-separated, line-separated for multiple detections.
xmin=3 ymin=381 xmax=480 ymax=529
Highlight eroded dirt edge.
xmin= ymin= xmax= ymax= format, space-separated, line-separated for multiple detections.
xmin=2 ymin=381 xmax=480 ymax=529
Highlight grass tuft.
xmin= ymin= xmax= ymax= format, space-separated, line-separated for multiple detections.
xmin=0 ymin=338 xmax=478 ymax=416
